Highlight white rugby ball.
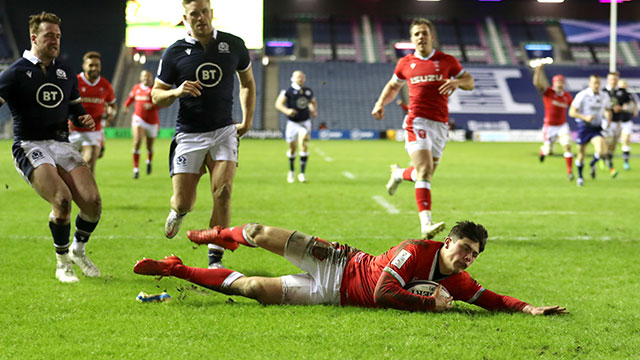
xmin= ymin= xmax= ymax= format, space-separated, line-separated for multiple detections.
xmin=405 ymin=280 xmax=451 ymax=298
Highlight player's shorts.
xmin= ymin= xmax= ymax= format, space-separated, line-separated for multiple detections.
xmin=68 ymin=130 xmax=102 ymax=150
xmin=403 ymin=116 xmax=449 ymax=158
xmin=285 ymin=119 xmax=311 ymax=143
xmin=542 ymin=122 xmax=571 ymax=145
xmin=576 ymin=124 xmax=602 ymax=145
xmin=12 ymin=140 xmax=86 ymax=185
xmin=280 ymin=231 xmax=348 ymax=306
xmin=169 ymin=124 xmax=238 ymax=176
xmin=602 ymin=121 xmax=622 ymax=142
xmin=132 ymin=114 xmax=159 ymax=138
xmin=621 ymin=120 xmax=633 ymax=136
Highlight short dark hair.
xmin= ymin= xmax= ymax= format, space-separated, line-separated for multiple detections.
xmin=409 ymin=18 xmax=433 ymax=34
xmin=448 ymin=220 xmax=488 ymax=253
xmin=29 ymin=11 xmax=61 ymax=35
xmin=608 ymin=71 xmax=620 ymax=77
xmin=83 ymin=51 xmax=101 ymax=62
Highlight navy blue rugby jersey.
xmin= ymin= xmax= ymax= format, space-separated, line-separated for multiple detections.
xmin=0 ymin=51 xmax=86 ymax=142
xmin=605 ymin=87 xmax=633 ymax=122
xmin=157 ymin=29 xmax=251 ymax=133
xmin=282 ymin=86 xmax=314 ymax=122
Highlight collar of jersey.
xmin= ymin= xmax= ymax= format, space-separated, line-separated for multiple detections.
xmin=22 ymin=50 xmax=55 ymax=65
xmin=291 ymin=82 xmax=302 ymax=90
xmin=185 ymin=28 xmax=218 ymax=45
xmin=79 ymin=72 xmax=102 ymax=87
xmin=413 ymin=49 xmax=435 ymax=61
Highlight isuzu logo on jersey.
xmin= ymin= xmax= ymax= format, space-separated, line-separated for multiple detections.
xmin=36 ymin=83 xmax=64 ymax=108
xmin=195 ymin=62 xmax=223 ymax=87
xmin=410 ymin=74 xmax=444 ymax=84
xmin=296 ymin=97 xmax=309 ymax=109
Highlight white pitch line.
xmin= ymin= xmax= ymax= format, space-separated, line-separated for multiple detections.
xmin=372 ymin=195 xmax=400 ymax=214
xmin=314 ymin=148 xmax=333 ymax=162
xmin=343 ymin=171 xmax=355 ymax=179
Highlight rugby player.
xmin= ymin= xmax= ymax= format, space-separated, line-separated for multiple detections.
xmin=0 ymin=12 xmax=102 ymax=282
xmin=122 ymin=70 xmax=159 ymax=179
xmin=371 ymin=18 xmax=474 ymax=239
xmin=68 ymin=51 xmax=116 ymax=173
xmin=532 ymin=64 xmax=574 ymax=180
xmin=151 ymin=0 xmax=256 ymax=268
xmin=135 ymin=221 xmax=567 ymax=315
xmin=275 ymin=70 xmax=317 ymax=183
xmin=604 ymin=72 xmax=633 ymax=174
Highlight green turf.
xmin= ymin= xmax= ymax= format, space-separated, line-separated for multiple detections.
xmin=0 ymin=138 xmax=638 ymax=359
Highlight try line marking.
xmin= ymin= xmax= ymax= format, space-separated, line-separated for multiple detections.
xmin=372 ymin=195 xmax=400 ymax=214
xmin=342 ymin=171 xmax=355 ymax=179
xmin=314 ymin=148 xmax=333 ymax=162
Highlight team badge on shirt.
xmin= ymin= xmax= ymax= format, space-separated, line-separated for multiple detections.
xmin=391 ymin=249 xmax=412 ymax=268
xmin=218 ymin=42 xmax=230 ymax=53
xmin=55 ymin=69 xmax=67 ymax=80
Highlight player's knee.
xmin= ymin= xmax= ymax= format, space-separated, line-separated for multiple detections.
xmin=51 ymin=191 xmax=73 ymax=216
xmin=213 ymin=183 xmax=232 ymax=202
xmin=87 ymin=194 xmax=102 ymax=219
xmin=244 ymin=223 xmax=264 ymax=242
xmin=242 ymin=278 xmax=279 ymax=305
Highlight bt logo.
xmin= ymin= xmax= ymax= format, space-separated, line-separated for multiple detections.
xmin=36 ymin=83 xmax=64 ymax=108
xmin=196 ymin=62 xmax=223 ymax=87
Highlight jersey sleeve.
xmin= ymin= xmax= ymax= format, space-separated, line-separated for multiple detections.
xmin=124 ymin=85 xmax=136 ymax=107
xmin=382 ymin=242 xmax=420 ymax=287
xmin=393 ymin=57 xmax=407 ymax=82
xmin=156 ymin=48 xmax=177 ymax=86
xmin=236 ymin=38 xmax=251 ymax=73
xmin=543 ymin=87 xmax=554 ymax=99
xmin=447 ymin=55 xmax=464 ymax=79
xmin=570 ymin=91 xmax=584 ymax=111
xmin=473 ymin=288 xmax=528 ymax=312
xmin=105 ymin=81 xmax=116 ymax=104
xmin=0 ymin=66 xmax=14 ymax=104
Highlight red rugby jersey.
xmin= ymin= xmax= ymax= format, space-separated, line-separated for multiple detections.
xmin=70 ymin=73 xmax=115 ymax=132
xmin=542 ymin=87 xmax=573 ymax=126
xmin=125 ymin=83 xmax=159 ymax=125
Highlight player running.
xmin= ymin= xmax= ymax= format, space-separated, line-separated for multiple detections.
xmin=569 ymin=75 xmax=612 ymax=187
xmin=617 ymin=78 xmax=639 ymax=170
xmin=604 ymin=72 xmax=633 ymax=174
xmin=68 ymin=51 xmax=116 ymax=173
xmin=122 ymin=70 xmax=159 ymax=179
xmin=0 ymin=12 xmax=102 ymax=282
xmin=151 ymin=0 xmax=256 ymax=268
xmin=135 ymin=221 xmax=567 ymax=315
xmin=371 ymin=18 xmax=474 ymax=239
xmin=532 ymin=65 xmax=574 ymax=180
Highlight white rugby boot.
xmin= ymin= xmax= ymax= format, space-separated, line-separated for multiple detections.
xmin=287 ymin=171 xmax=295 ymax=183
xmin=386 ymin=164 xmax=403 ymax=195
xmin=165 ymin=209 xmax=186 ymax=239
xmin=422 ymin=221 xmax=446 ymax=239
xmin=55 ymin=253 xmax=79 ymax=283
xmin=298 ymin=173 xmax=307 ymax=183
xmin=69 ymin=249 xmax=101 ymax=277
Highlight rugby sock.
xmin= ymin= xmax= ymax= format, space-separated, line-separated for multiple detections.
xmin=415 ymin=181 xmax=431 ymax=212
xmin=207 ymin=247 xmax=224 ymax=266
xmin=219 ymin=224 xmax=258 ymax=247
xmin=287 ymin=150 xmax=296 ymax=172
xmin=300 ymin=152 xmax=308 ymax=173
xmin=402 ymin=167 xmax=416 ymax=182
xmin=133 ymin=150 xmax=140 ymax=169
xmin=564 ymin=152 xmax=573 ymax=174
xmin=623 ymin=151 xmax=630 ymax=163
xmin=147 ymin=151 xmax=153 ymax=162
xmin=171 ymin=265 xmax=244 ymax=291
xmin=589 ymin=154 xmax=600 ymax=168
xmin=72 ymin=213 xmax=99 ymax=252
xmin=576 ymin=161 xmax=584 ymax=179
xmin=49 ymin=220 xmax=71 ymax=254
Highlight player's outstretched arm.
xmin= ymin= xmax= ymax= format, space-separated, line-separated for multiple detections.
xmin=77 ymin=114 xmax=95 ymax=131
xmin=372 ymin=78 xmax=403 ymax=120
xmin=237 ymin=68 xmax=256 ymax=136
xmin=374 ymin=272 xmax=452 ymax=312
xmin=522 ymin=305 xmax=568 ymax=316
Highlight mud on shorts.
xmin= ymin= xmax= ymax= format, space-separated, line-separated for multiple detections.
xmin=12 ymin=140 xmax=86 ymax=185
xmin=280 ymin=231 xmax=348 ymax=305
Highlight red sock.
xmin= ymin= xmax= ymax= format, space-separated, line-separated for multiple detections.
xmin=148 ymin=152 xmax=153 ymax=162
xmin=565 ymin=156 xmax=573 ymax=174
xmin=133 ymin=152 xmax=140 ymax=168
xmin=171 ymin=264 xmax=236 ymax=291
xmin=220 ymin=224 xmax=257 ymax=247
xmin=415 ymin=181 xmax=431 ymax=212
xmin=402 ymin=166 xmax=415 ymax=182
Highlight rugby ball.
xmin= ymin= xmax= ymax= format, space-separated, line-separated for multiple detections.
xmin=405 ymin=280 xmax=451 ymax=298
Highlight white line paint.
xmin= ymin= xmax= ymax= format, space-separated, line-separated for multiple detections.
xmin=491 ymin=236 xmax=615 ymax=241
xmin=372 ymin=195 xmax=400 ymax=214
xmin=314 ymin=148 xmax=333 ymax=162
xmin=343 ymin=171 xmax=355 ymax=179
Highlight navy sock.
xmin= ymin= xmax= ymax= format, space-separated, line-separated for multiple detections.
xmin=208 ymin=248 xmax=224 ymax=266
xmin=74 ymin=214 xmax=99 ymax=244
xmin=300 ymin=156 xmax=308 ymax=173
xmin=49 ymin=221 xmax=71 ymax=254
xmin=288 ymin=157 xmax=295 ymax=172
xmin=589 ymin=155 xmax=599 ymax=167
xmin=623 ymin=151 xmax=630 ymax=162
xmin=577 ymin=163 xmax=584 ymax=178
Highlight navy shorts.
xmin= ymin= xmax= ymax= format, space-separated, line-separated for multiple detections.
xmin=576 ymin=125 xmax=602 ymax=145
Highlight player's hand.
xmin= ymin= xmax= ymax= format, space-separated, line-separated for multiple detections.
xmin=523 ymin=305 xmax=568 ymax=316
xmin=78 ymin=115 xmax=95 ymax=131
xmin=176 ymin=80 xmax=203 ymax=98
xmin=432 ymin=285 xmax=453 ymax=312
xmin=371 ymin=103 xmax=385 ymax=120
xmin=287 ymin=108 xmax=297 ymax=117
xmin=122 ymin=106 xmax=130 ymax=115
xmin=613 ymin=104 xmax=622 ymax=113
xmin=236 ymin=122 xmax=251 ymax=136
xmin=311 ymin=109 xmax=318 ymax=118
xmin=438 ymin=79 xmax=459 ymax=96
xmin=584 ymin=115 xmax=595 ymax=123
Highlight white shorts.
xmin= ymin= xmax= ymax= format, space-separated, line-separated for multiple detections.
xmin=12 ymin=140 xmax=86 ymax=184
xmin=285 ymin=119 xmax=311 ymax=144
xmin=403 ymin=116 xmax=449 ymax=158
xmin=170 ymin=124 xmax=238 ymax=175
xmin=280 ymin=232 xmax=347 ymax=306
xmin=621 ymin=120 xmax=633 ymax=136
xmin=68 ymin=130 xmax=102 ymax=150
xmin=603 ymin=121 xmax=622 ymax=141
xmin=132 ymin=115 xmax=159 ymax=138
xmin=542 ymin=122 xmax=571 ymax=145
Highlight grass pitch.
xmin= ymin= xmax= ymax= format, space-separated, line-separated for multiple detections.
xmin=0 ymin=138 xmax=638 ymax=359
